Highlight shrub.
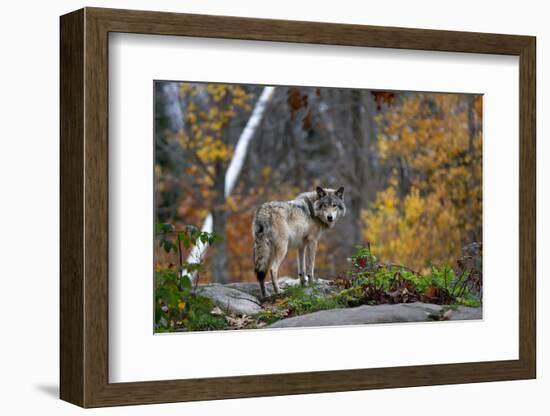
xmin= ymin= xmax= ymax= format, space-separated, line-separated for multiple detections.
xmin=337 ymin=245 xmax=480 ymax=307
xmin=154 ymin=223 xmax=226 ymax=332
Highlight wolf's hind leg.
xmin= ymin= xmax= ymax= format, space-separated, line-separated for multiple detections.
xmin=270 ymin=269 xmax=280 ymax=294
xmin=305 ymin=239 xmax=318 ymax=285
xmin=297 ymin=247 xmax=306 ymax=286
xmin=257 ymin=270 xmax=267 ymax=299
xmin=270 ymin=242 xmax=287 ymax=294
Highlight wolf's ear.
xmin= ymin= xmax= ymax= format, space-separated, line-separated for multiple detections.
xmin=316 ymin=186 xmax=327 ymax=198
xmin=335 ymin=186 xmax=345 ymax=199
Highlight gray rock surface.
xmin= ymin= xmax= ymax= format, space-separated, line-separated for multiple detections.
xmin=449 ymin=306 xmax=483 ymax=321
xmin=268 ymin=302 xmax=482 ymax=328
xmin=198 ymin=284 xmax=263 ymax=315
xmin=199 ymin=278 xmax=482 ymax=327
xmin=225 ymin=277 xmax=333 ymax=298
xmin=224 ymin=282 xmax=273 ymax=299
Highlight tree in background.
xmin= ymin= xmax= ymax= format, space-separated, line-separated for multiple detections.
xmin=362 ymin=93 xmax=482 ymax=271
xmin=155 ymin=82 xmax=482 ymax=284
xmin=158 ymin=83 xmax=254 ymax=283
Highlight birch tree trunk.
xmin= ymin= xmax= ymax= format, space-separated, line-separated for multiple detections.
xmin=187 ymin=86 xmax=276 ymax=282
xmin=161 ymin=82 xmax=185 ymax=131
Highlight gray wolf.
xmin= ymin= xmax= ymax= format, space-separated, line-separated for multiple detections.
xmin=252 ymin=186 xmax=346 ymax=298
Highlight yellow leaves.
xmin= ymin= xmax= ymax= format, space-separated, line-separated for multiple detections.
xmin=474 ymin=95 xmax=483 ymax=116
xmin=207 ymin=107 xmax=219 ymax=118
xmin=232 ymin=86 xmax=247 ymax=98
xmin=378 ymin=137 xmax=390 ymax=159
xmin=186 ymin=112 xmax=197 ymax=124
xmin=378 ymin=94 xmax=472 ymax=172
xmin=185 ymin=165 xmax=198 ymax=176
xmin=179 ymin=83 xmax=193 ymax=95
xmin=261 ymin=166 xmax=272 ymax=179
xmin=196 ymin=171 xmax=214 ymax=188
xmin=473 ymin=131 xmax=483 ymax=152
xmin=363 ymin=187 xmax=461 ymax=270
xmin=196 ymin=137 xmax=233 ymax=163
xmin=379 ymin=187 xmax=398 ymax=214
xmin=176 ymin=85 xmax=252 ymax=173
xmin=363 ymin=92 xmax=482 ymax=270
xmin=400 ymin=128 xmax=417 ymax=147
xmin=205 ymin=84 xmax=252 ymax=107
xmin=210 ymin=120 xmax=223 ymax=132
xmin=176 ymin=131 xmax=191 ymax=148
xmin=403 ymin=188 xmax=424 ymax=224
xmin=226 ymin=195 xmax=238 ymax=212
xmin=207 ymin=84 xmax=228 ymax=103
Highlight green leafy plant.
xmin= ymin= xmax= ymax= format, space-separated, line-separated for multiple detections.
xmin=256 ymin=308 xmax=289 ymax=325
xmin=155 ymin=223 xmax=226 ymax=332
xmin=258 ymin=285 xmax=344 ymax=324
xmin=155 ymin=223 xmax=221 ymax=289
xmin=336 ymin=244 xmax=480 ymax=307
xmin=284 ymin=285 xmax=344 ymax=315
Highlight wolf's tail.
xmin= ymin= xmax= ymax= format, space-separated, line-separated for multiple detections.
xmin=252 ymin=209 xmax=271 ymax=297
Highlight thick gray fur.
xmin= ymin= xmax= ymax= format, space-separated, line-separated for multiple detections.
xmin=252 ymin=186 xmax=346 ymax=298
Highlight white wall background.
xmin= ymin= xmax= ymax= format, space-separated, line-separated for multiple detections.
xmin=0 ymin=0 xmax=545 ymax=414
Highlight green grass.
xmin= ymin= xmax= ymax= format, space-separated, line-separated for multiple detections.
xmin=258 ymin=284 xmax=345 ymax=324
xmin=155 ymin=268 xmax=228 ymax=332
xmin=256 ymin=308 xmax=289 ymax=325
xmin=182 ymin=295 xmax=227 ymax=331
xmin=285 ymin=285 xmax=344 ymax=314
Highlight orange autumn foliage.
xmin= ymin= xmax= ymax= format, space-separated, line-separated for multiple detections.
xmin=362 ymin=94 xmax=482 ymax=270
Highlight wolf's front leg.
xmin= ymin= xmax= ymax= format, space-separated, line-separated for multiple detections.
xmin=305 ymin=239 xmax=318 ymax=285
xmin=297 ymin=247 xmax=306 ymax=286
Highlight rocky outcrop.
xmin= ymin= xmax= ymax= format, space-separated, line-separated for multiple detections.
xmin=268 ymin=303 xmax=482 ymax=328
xmin=198 ymin=284 xmax=263 ymax=316
xmin=224 ymin=282 xmax=274 ymax=299
xmin=225 ymin=277 xmax=332 ymax=299
xmin=198 ymin=278 xmax=482 ymax=327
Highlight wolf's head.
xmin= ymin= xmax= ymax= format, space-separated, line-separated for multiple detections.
xmin=313 ymin=186 xmax=346 ymax=228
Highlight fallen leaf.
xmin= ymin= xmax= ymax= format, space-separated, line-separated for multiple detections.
xmin=442 ymin=309 xmax=453 ymax=320
xmin=210 ymin=306 xmax=224 ymax=316
xmin=225 ymin=315 xmax=255 ymax=329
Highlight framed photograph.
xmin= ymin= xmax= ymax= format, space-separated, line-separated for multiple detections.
xmin=60 ymin=7 xmax=536 ymax=408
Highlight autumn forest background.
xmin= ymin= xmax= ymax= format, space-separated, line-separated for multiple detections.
xmin=154 ymin=81 xmax=482 ymax=286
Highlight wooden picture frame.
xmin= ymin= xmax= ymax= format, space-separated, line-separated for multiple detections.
xmin=60 ymin=7 xmax=536 ymax=408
